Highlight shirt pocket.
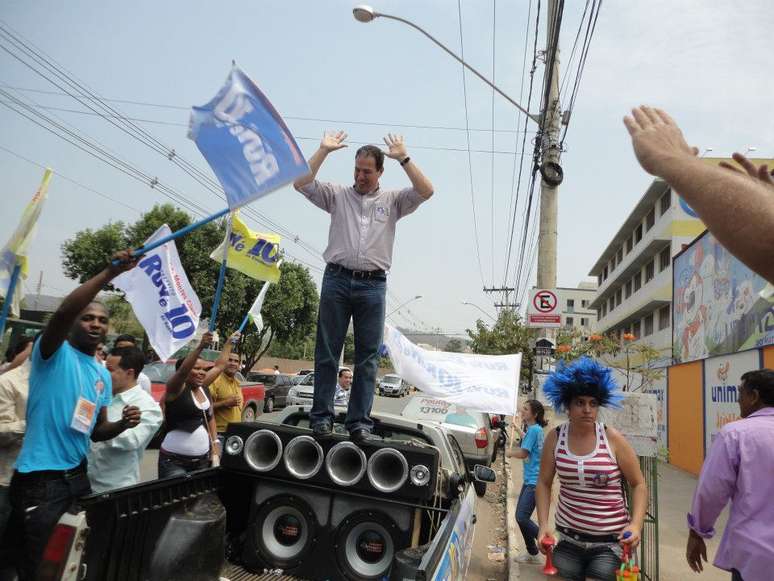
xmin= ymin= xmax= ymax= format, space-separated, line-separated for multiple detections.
xmin=373 ymin=205 xmax=390 ymax=223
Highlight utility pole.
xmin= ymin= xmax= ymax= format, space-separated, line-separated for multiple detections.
xmin=483 ymin=286 xmax=517 ymax=313
xmin=35 ymin=270 xmax=43 ymax=310
xmin=536 ymin=0 xmax=563 ymax=292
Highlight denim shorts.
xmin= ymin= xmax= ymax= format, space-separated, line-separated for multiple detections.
xmin=552 ymin=536 xmax=622 ymax=581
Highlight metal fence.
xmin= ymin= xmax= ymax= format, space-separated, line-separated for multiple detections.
xmin=625 ymin=456 xmax=659 ymax=580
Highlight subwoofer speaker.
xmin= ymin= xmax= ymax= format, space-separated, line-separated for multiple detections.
xmin=240 ymin=481 xmax=331 ymax=574
xmin=329 ymin=497 xmax=414 ymax=581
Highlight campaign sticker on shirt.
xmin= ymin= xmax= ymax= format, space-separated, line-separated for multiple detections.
xmin=95 ymin=379 xmax=105 ymax=395
xmin=70 ymin=397 xmax=97 ymax=434
xmin=375 ymin=205 xmax=390 ymax=222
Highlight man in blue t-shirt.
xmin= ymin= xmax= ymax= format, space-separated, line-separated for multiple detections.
xmin=4 ymin=250 xmax=142 ymax=580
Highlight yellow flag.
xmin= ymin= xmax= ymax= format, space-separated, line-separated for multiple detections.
xmin=0 ymin=169 xmax=53 ymax=317
xmin=209 ymin=212 xmax=281 ymax=283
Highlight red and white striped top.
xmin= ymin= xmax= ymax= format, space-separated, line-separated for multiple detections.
xmin=554 ymin=422 xmax=629 ymax=535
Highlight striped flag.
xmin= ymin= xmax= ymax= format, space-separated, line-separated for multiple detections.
xmin=0 ymin=169 xmax=52 ymax=317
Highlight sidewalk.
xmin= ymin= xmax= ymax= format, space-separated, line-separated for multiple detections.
xmin=506 ymin=456 xmax=730 ymax=581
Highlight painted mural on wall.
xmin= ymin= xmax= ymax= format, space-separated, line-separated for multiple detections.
xmin=673 ymin=230 xmax=774 ymax=363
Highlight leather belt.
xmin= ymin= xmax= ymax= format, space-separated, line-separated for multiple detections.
xmin=327 ymin=263 xmax=386 ymax=279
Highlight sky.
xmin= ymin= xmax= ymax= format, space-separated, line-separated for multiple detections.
xmin=1 ymin=0 xmax=773 ymax=337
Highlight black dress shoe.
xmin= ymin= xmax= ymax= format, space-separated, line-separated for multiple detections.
xmin=350 ymin=429 xmax=376 ymax=445
xmin=312 ymin=423 xmax=332 ymax=437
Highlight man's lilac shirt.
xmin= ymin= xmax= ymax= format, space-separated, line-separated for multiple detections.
xmin=687 ymin=407 xmax=774 ymax=580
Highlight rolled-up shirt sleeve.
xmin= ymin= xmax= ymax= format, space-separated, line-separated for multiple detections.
xmin=297 ymin=180 xmax=338 ymax=213
xmin=687 ymin=431 xmax=739 ymax=538
xmin=395 ymin=187 xmax=426 ymax=219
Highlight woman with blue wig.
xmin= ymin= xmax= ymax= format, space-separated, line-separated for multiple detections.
xmin=535 ymin=357 xmax=647 ymax=580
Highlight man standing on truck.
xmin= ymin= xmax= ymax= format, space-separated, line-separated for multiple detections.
xmin=293 ymin=132 xmax=433 ymax=444
xmin=3 ymin=250 xmax=143 ymax=581
xmin=87 ymin=346 xmax=163 ymax=493
xmin=210 ymin=351 xmax=244 ymax=434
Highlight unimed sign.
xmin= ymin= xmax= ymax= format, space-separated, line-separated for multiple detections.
xmin=703 ymin=350 xmax=760 ymax=454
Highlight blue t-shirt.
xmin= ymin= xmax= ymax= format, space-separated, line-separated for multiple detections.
xmin=16 ymin=339 xmax=112 ymax=472
xmin=520 ymin=424 xmax=545 ymax=485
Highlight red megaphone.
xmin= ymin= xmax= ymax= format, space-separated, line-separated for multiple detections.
xmin=541 ymin=536 xmax=558 ymax=576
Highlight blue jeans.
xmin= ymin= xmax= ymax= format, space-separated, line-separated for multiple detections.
xmin=516 ymin=484 xmax=539 ymax=555
xmin=552 ymin=539 xmax=620 ymax=581
xmin=311 ymin=265 xmax=386 ymax=433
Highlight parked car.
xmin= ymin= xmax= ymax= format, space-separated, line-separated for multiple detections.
xmin=378 ymin=373 xmax=409 ymax=397
xmin=245 ymin=372 xmax=294 ymax=412
xmin=46 ymin=406 xmax=494 ymax=581
xmin=401 ymin=395 xmax=499 ymax=497
xmin=296 ymin=368 xmax=314 ymax=376
xmin=287 ymin=368 xmax=351 ymax=406
xmin=143 ymin=361 xmax=266 ymax=422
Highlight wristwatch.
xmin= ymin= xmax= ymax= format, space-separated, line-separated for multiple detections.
xmin=400 ymin=156 xmax=411 ymax=166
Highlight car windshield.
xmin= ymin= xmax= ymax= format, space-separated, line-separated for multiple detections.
xmin=381 ymin=375 xmax=401 ymax=385
xmin=143 ymin=362 xmax=176 ymax=383
xmin=300 ymin=373 xmax=314 ymax=386
xmin=246 ymin=373 xmax=276 ymax=386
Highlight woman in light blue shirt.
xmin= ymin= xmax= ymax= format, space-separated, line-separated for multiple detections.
xmin=508 ymin=399 xmax=547 ymax=564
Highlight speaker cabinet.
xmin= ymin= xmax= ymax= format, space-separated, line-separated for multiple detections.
xmin=221 ymin=421 xmax=439 ymax=502
xmin=241 ymin=481 xmax=331 ymax=574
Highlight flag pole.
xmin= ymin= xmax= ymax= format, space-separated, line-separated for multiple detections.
xmin=238 ymin=312 xmax=250 ymax=333
xmin=113 ymin=207 xmax=230 ymax=265
xmin=209 ymin=213 xmax=234 ymax=332
xmin=0 ymin=263 xmax=21 ymax=337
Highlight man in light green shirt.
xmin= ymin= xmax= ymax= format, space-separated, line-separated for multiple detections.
xmin=87 ymin=346 xmax=162 ymax=493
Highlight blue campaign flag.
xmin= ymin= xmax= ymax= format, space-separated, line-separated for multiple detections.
xmin=189 ymin=65 xmax=309 ymax=209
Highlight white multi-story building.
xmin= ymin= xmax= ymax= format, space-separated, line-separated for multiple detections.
xmin=556 ymin=283 xmax=598 ymax=331
xmin=587 ymin=179 xmax=705 ymax=363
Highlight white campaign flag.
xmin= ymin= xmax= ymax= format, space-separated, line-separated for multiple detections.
xmin=113 ymin=225 xmax=202 ymax=361
xmin=383 ymin=324 xmax=522 ymax=415
xmin=247 ymin=281 xmax=271 ymax=332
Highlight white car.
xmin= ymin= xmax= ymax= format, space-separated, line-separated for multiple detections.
xmin=378 ymin=374 xmax=409 ymax=397
xmin=287 ymin=368 xmax=352 ymax=406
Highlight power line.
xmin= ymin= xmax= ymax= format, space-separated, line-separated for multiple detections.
xmin=456 ymin=0 xmax=487 ymax=289
xmin=0 ymin=84 xmax=537 ymax=135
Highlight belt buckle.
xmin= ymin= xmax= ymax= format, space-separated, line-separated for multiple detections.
xmin=353 ymin=270 xmax=366 ymax=279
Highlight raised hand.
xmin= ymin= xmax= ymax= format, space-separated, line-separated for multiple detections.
xmin=199 ymin=331 xmax=214 ymax=349
xmin=383 ymin=133 xmax=408 ymax=160
xmin=320 ymin=130 xmax=348 ymax=153
xmin=719 ymin=152 xmax=774 ymax=187
xmin=623 ymin=106 xmax=698 ymax=177
xmin=107 ymin=249 xmax=140 ymax=277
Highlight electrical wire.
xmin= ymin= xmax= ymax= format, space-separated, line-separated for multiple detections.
xmin=456 ymin=0 xmax=487 ymax=289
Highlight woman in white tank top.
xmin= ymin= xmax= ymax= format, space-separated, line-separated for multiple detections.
xmin=535 ymin=357 xmax=648 ymax=581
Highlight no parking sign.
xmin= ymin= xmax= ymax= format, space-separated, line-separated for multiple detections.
xmin=527 ymin=288 xmax=561 ymax=328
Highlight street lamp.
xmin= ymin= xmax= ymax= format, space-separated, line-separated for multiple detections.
xmin=352 ymin=5 xmax=539 ymax=123
xmin=461 ymin=301 xmax=496 ymax=322
xmin=387 ymin=295 xmax=423 ymax=318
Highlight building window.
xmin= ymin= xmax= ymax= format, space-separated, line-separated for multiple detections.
xmin=633 ymin=320 xmax=641 ymax=338
xmin=645 ymin=260 xmax=655 ymax=283
xmin=566 ymin=317 xmax=574 ymax=327
xmin=616 ymin=247 xmax=623 ymax=264
xmin=581 ymin=299 xmax=588 ymax=308
xmin=633 ymin=271 xmax=642 ymax=292
xmin=658 ymin=305 xmax=671 ymax=331
xmin=635 ymin=224 xmax=643 ymax=244
xmin=601 ymin=304 xmax=607 ymax=318
xmin=615 ymin=288 xmax=622 ymax=307
xmin=624 ymin=280 xmax=632 ymax=299
xmin=567 ymin=299 xmax=575 ymax=312
xmin=660 ymin=190 xmax=672 ymax=216
xmin=659 ymin=246 xmax=671 ymax=272
xmin=609 ymin=296 xmax=615 ymax=312
xmin=598 ymin=274 xmax=603 ymax=285
xmin=626 ymin=236 xmax=633 ymax=253
xmin=581 ymin=317 xmax=588 ymax=327
xmin=603 ymin=266 xmax=608 ymax=280
xmin=645 ymin=208 xmax=656 ymax=231
xmin=644 ymin=313 xmax=654 ymax=336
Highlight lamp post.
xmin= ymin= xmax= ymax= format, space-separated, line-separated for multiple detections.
xmin=353 ymin=3 xmax=563 ymax=293
xmin=461 ymin=301 xmax=497 ymax=322
xmin=386 ymin=295 xmax=423 ymax=318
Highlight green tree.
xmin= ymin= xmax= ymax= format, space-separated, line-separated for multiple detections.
xmin=445 ymin=338 xmax=465 ymax=353
xmin=466 ymin=309 xmax=535 ymax=381
xmin=103 ymin=295 xmax=143 ymax=338
xmin=60 ymin=204 xmax=318 ymax=370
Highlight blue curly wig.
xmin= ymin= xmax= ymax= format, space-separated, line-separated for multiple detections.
xmin=542 ymin=356 xmax=623 ymax=412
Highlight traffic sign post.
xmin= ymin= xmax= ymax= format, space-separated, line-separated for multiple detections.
xmin=527 ymin=288 xmax=561 ymax=328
